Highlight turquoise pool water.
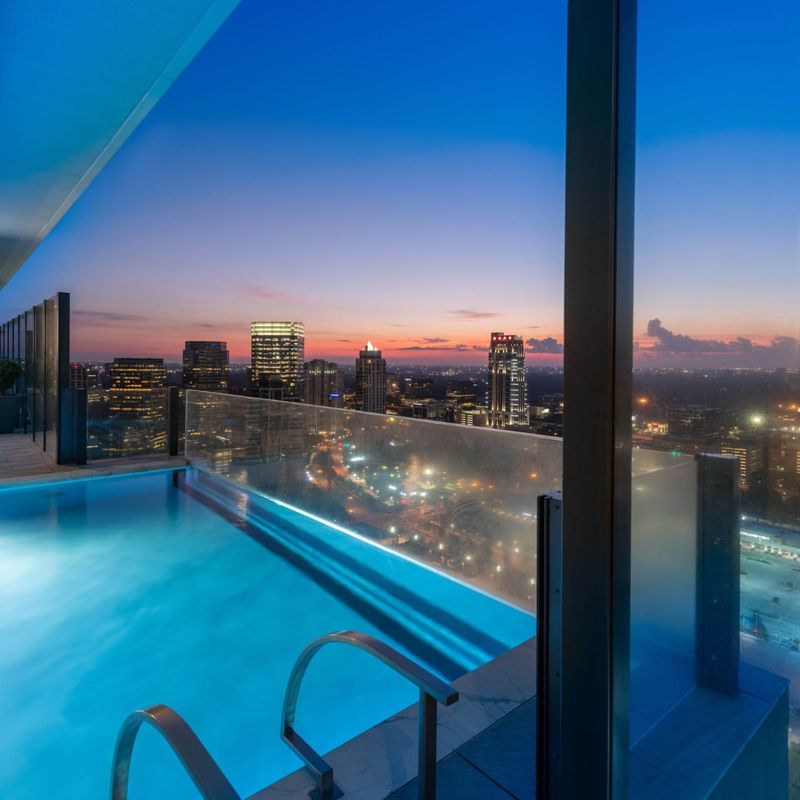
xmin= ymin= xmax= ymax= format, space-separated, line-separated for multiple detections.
xmin=0 ymin=469 xmax=532 ymax=800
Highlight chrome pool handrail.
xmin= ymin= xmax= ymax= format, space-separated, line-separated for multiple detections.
xmin=110 ymin=704 xmax=241 ymax=800
xmin=280 ymin=630 xmax=459 ymax=800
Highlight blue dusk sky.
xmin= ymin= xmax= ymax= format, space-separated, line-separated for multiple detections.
xmin=1 ymin=0 xmax=798 ymax=365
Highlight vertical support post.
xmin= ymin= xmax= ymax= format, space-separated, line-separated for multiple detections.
xmin=73 ymin=387 xmax=87 ymax=466
xmin=59 ymin=388 xmax=87 ymax=465
xmin=55 ymin=292 xmax=71 ymax=464
xmin=696 ymin=453 xmax=740 ymax=695
xmin=167 ymin=386 xmax=180 ymax=457
xmin=418 ymin=691 xmax=437 ymax=800
xmin=562 ymin=0 xmax=637 ymax=797
xmin=537 ymin=492 xmax=563 ymax=800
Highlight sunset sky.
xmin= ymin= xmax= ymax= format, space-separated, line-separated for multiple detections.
xmin=1 ymin=0 xmax=797 ymax=366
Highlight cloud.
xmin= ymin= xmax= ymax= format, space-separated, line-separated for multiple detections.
xmin=240 ymin=284 xmax=293 ymax=301
xmin=73 ymin=310 xmax=148 ymax=322
xmin=397 ymin=343 xmax=472 ymax=352
xmin=447 ymin=309 xmax=498 ymax=320
xmin=336 ymin=338 xmax=353 ymax=343
xmin=645 ymin=319 xmax=799 ymax=366
xmin=415 ymin=337 xmax=449 ymax=344
xmin=192 ymin=321 xmax=228 ymax=329
xmin=526 ymin=336 xmax=564 ymax=354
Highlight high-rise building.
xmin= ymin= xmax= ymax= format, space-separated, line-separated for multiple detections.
xmin=250 ymin=321 xmax=304 ymax=399
xmin=108 ymin=358 xmax=166 ymax=418
xmin=722 ymin=437 xmax=765 ymax=490
xmin=355 ymin=341 xmax=387 ymax=414
xmin=69 ymin=362 xmax=86 ymax=389
xmin=487 ymin=332 xmax=528 ymax=428
xmin=304 ymin=359 xmax=344 ymax=408
xmin=69 ymin=362 xmax=100 ymax=391
xmin=182 ymin=341 xmax=230 ymax=392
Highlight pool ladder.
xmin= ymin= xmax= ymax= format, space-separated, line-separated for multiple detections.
xmin=110 ymin=631 xmax=459 ymax=800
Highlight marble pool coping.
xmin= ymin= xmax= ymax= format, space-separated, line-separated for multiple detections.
xmin=252 ymin=637 xmax=535 ymax=800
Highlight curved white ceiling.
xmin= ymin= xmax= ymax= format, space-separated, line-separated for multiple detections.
xmin=0 ymin=0 xmax=241 ymax=289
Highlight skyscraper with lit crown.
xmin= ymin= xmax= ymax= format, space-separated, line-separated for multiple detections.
xmin=488 ymin=332 xmax=528 ymax=428
xmin=355 ymin=341 xmax=387 ymax=414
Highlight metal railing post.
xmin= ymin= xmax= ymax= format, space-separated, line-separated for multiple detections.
xmin=696 ymin=453 xmax=740 ymax=695
xmin=167 ymin=386 xmax=180 ymax=456
xmin=281 ymin=631 xmax=458 ymax=800
xmin=418 ymin=690 xmax=437 ymax=799
xmin=57 ymin=387 xmax=87 ymax=465
xmin=536 ymin=491 xmax=563 ymax=800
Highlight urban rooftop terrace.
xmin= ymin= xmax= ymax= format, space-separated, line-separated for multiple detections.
xmin=1 ymin=0 xmax=798 ymax=798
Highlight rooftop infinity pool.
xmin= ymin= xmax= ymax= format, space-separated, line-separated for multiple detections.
xmin=0 ymin=468 xmax=533 ymax=800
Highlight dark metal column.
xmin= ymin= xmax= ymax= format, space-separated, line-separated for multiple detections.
xmin=561 ymin=0 xmax=637 ymax=797
xmin=54 ymin=292 xmax=71 ymax=464
xmin=536 ymin=491 xmax=564 ymax=799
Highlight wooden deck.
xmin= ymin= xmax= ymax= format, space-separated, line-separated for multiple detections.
xmin=0 ymin=433 xmax=68 ymax=480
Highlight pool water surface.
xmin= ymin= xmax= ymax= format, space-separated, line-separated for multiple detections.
xmin=0 ymin=469 xmax=532 ymax=800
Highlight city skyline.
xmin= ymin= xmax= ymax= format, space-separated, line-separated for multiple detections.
xmin=0 ymin=0 xmax=797 ymax=367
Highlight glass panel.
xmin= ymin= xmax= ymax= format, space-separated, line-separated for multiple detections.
xmin=630 ymin=450 xmax=697 ymax=743
xmin=32 ymin=304 xmax=44 ymax=445
xmin=630 ymin=0 xmax=799 ymax=793
xmin=87 ymin=387 xmax=168 ymax=459
xmin=186 ymin=389 xmax=560 ymax=610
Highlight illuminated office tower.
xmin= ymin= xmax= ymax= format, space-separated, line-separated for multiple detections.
xmin=182 ymin=341 xmax=229 ymax=392
xmin=721 ymin=437 xmax=765 ymax=490
xmin=487 ymin=332 xmax=528 ymax=428
xmin=250 ymin=321 xmax=304 ymax=399
xmin=355 ymin=341 xmax=387 ymax=414
xmin=304 ymin=359 xmax=344 ymax=408
xmin=108 ymin=358 xmax=166 ymax=418
xmin=106 ymin=357 xmax=167 ymax=457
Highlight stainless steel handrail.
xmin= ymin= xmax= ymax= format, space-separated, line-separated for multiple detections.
xmin=110 ymin=704 xmax=241 ymax=800
xmin=281 ymin=631 xmax=459 ymax=800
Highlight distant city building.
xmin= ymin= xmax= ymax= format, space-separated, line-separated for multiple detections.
xmin=355 ymin=341 xmax=387 ymax=414
xmin=488 ymin=332 xmax=528 ymax=428
xmin=69 ymin=362 xmax=100 ymax=391
xmin=722 ymin=438 xmax=765 ymax=490
xmin=666 ymin=405 xmax=721 ymax=440
xmin=250 ymin=321 xmax=304 ymax=399
xmin=446 ymin=380 xmax=478 ymax=406
xmin=182 ymin=341 xmax=229 ymax=392
xmin=108 ymin=358 xmax=166 ymax=418
xmin=405 ymin=377 xmax=434 ymax=401
xmin=304 ymin=359 xmax=344 ymax=408
xmin=386 ymin=372 xmax=402 ymax=402
xmin=69 ymin=362 xmax=86 ymax=389
xmin=458 ymin=407 xmax=488 ymax=427
xmin=408 ymin=400 xmax=452 ymax=421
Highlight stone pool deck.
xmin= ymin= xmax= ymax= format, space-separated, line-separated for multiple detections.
xmin=253 ymin=638 xmax=536 ymax=800
xmin=257 ymin=639 xmax=789 ymax=800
